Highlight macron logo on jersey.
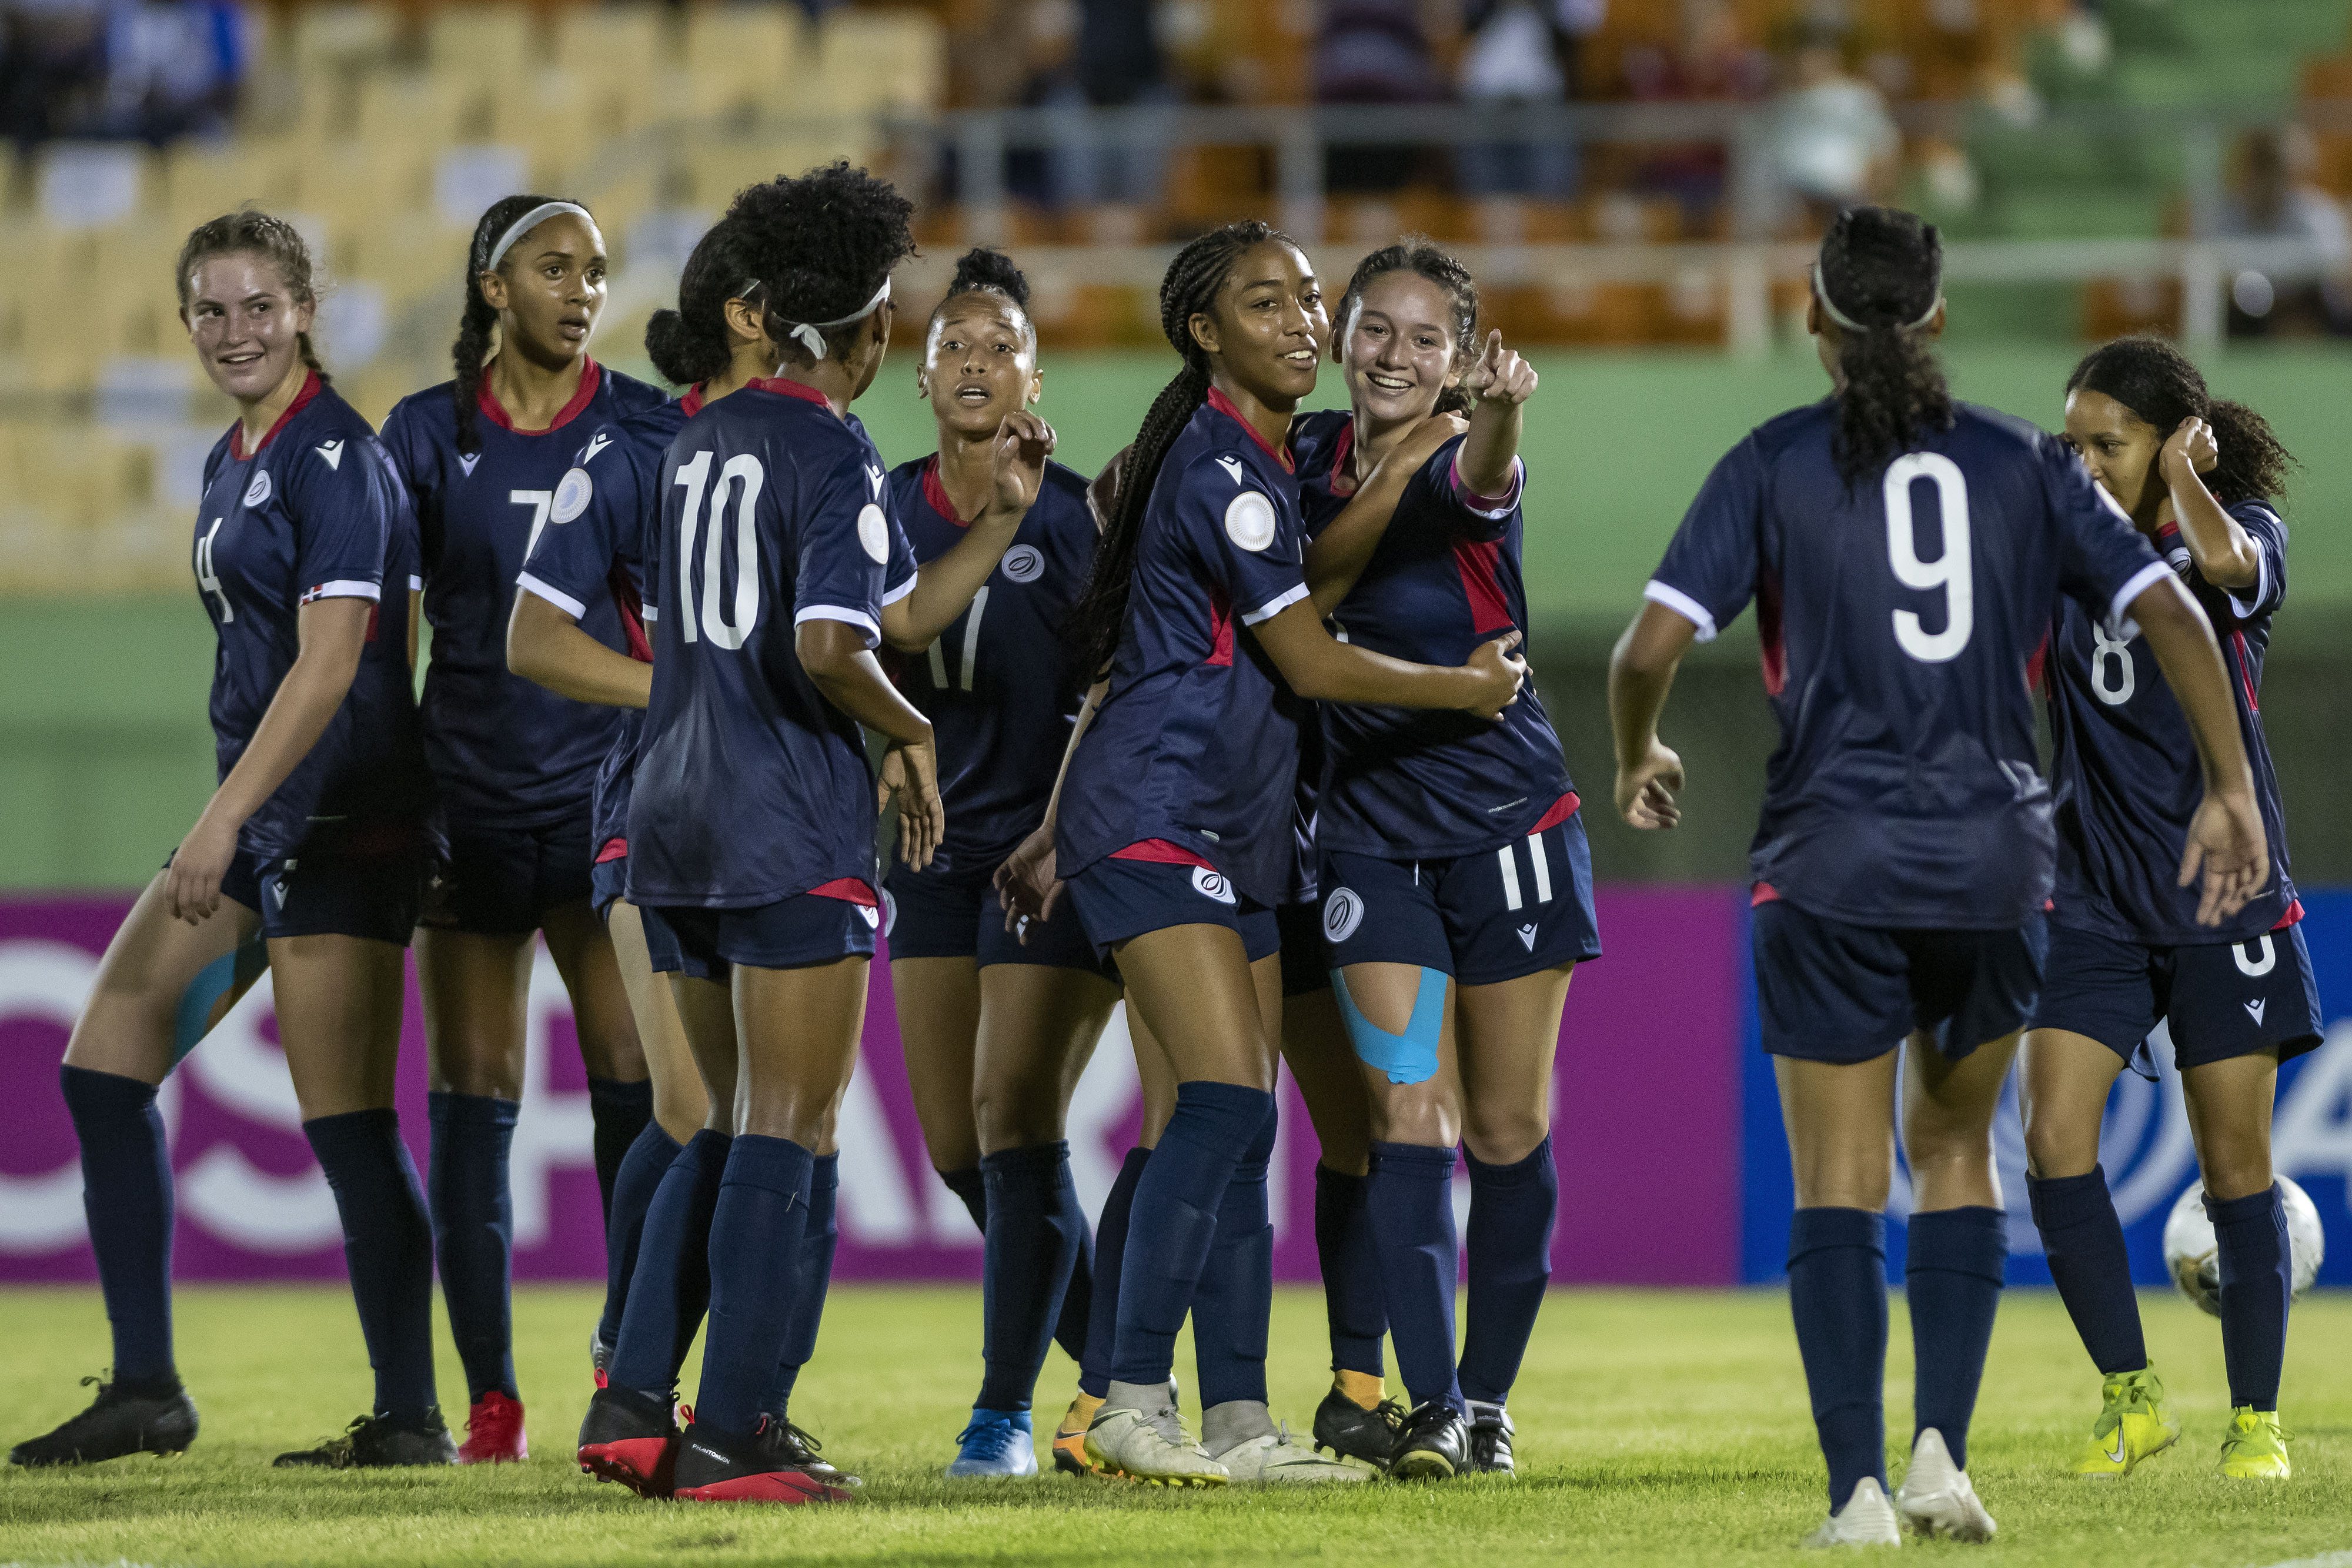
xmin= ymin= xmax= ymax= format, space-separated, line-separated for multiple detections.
xmin=581 ymin=433 xmax=613 ymax=464
xmin=459 ymin=453 xmax=481 ymax=478
xmin=1215 ymin=456 xmax=1247 ymax=486
xmin=867 ymin=464 xmax=886 ymax=497
xmin=2246 ymin=998 xmax=2267 ymax=1025
xmin=315 ymin=440 xmax=343 ymax=470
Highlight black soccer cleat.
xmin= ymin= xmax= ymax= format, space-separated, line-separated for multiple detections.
xmin=671 ymin=1419 xmax=853 ymax=1505
xmin=1466 ymin=1399 xmax=1516 ymax=1476
xmin=1311 ymin=1387 xmax=1404 ymax=1471
xmin=9 ymin=1373 xmax=198 ymax=1467
xmin=1389 ymin=1399 xmax=1471 ymax=1480
xmin=756 ymin=1415 xmax=860 ymax=1488
xmin=576 ymin=1383 xmax=680 ymax=1497
xmin=273 ymin=1408 xmax=457 ymax=1468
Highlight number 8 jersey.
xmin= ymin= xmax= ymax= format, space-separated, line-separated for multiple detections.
xmin=1645 ymin=399 xmax=2165 ymax=930
xmin=627 ymin=378 xmax=916 ymax=908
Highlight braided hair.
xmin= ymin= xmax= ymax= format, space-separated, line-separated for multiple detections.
xmin=1067 ymin=220 xmax=1291 ymax=680
xmin=1815 ymin=206 xmax=1953 ymax=486
xmin=931 ymin=246 xmax=1035 ymax=348
xmin=2066 ymin=336 xmax=2294 ymax=507
xmin=1333 ymin=236 xmax=1479 ymax=415
xmin=452 ymin=192 xmax=584 ymax=456
xmin=175 ymin=208 xmax=330 ymax=384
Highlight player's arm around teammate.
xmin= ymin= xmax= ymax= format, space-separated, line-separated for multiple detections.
xmin=2020 ymin=336 xmax=2317 ymax=1480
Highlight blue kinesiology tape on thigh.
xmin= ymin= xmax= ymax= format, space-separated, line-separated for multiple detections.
xmin=1331 ymin=967 xmax=1448 ymax=1085
xmin=172 ymin=936 xmax=269 ymax=1068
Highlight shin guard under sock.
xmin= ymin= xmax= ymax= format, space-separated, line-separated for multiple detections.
xmin=1788 ymin=1207 xmax=1887 ymax=1511
xmin=1459 ymin=1136 xmax=1558 ymax=1405
xmin=2208 ymin=1184 xmax=2290 ymax=1411
xmin=766 ymin=1152 xmax=838 ymax=1419
xmin=1191 ymin=1103 xmax=1277 ymax=1411
xmin=1366 ymin=1141 xmax=1462 ymax=1413
xmin=305 ymin=1108 xmax=438 ymax=1423
xmin=60 ymin=1065 xmax=177 ymax=1383
xmin=2027 ymin=1166 xmax=2146 ymax=1376
xmin=597 ymin=1121 xmax=683 ymax=1350
xmin=694 ymin=1135 xmax=813 ymax=1437
xmin=975 ymin=1141 xmax=1088 ymax=1412
xmin=609 ymin=1129 xmax=730 ymax=1395
xmin=1905 ymin=1206 xmax=2006 ymax=1469
xmin=1107 ymin=1083 xmax=1273 ymax=1389
xmin=1078 ymin=1146 xmax=1149 ymax=1399
xmin=1314 ymin=1162 xmax=1387 ymax=1379
xmin=586 ymin=1076 xmax=654 ymax=1233
xmin=426 ymin=1091 xmax=520 ymax=1400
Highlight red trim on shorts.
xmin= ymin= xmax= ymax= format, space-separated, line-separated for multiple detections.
xmin=1206 ymin=586 xmax=1234 ymax=667
xmin=2230 ymin=628 xmax=2260 ymax=712
xmin=1452 ymin=537 xmax=1515 ymax=636
xmin=1205 ymin=386 xmax=1294 ymax=473
xmin=1531 ymin=791 xmax=1580 ymax=833
xmin=1110 ymin=840 xmax=1215 ymax=870
xmin=477 ymin=359 xmax=603 ymax=434
xmin=679 ymin=383 xmax=706 ymax=418
xmin=2274 ymin=898 xmax=2304 ymax=930
xmin=921 ymin=453 xmax=970 ymax=527
xmin=595 ymin=838 xmax=628 ymax=865
xmin=806 ymin=877 xmax=878 ymax=907
xmin=229 ymin=371 xmax=322 ymax=460
xmin=1750 ymin=882 xmax=1780 ymax=907
xmin=748 ymin=376 xmax=840 ymax=416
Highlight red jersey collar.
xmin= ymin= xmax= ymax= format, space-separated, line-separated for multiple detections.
xmin=747 ymin=375 xmax=843 ymax=417
xmin=921 ymin=454 xmax=971 ymax=527
xmin=1206 ymin=386 xmax=1294 ymax=472
xmin=679 ymin=383 xmax=706 ymax=418
xmin=477 ymin=358 xmax=602 ymax=434
xmin=229 ymin=370 xmax=322 ymax=462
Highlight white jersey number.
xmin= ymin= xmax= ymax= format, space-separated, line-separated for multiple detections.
xmin=1883 ymin=452 xmax=1974 ymax=663
xmin=673 ymin=451 xmax=764 ymax=650
xmin=511 ymin=489 xmax=554 ymax=562
xmin=927 ymin=586 xmax=990 ymax=693
xmin=2090 ymin=621 xmax=2136 ymax=706
xmin=195 ymin=515 xmax=232 ymax=622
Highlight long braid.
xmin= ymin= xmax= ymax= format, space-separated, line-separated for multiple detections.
xmin=1069 ymin=221 xmax=1284 ymax=679
xmin=1816 ymin=207 xmax=1953 ymax=486
xmin=452 ymin=192 xmax=569 ymax=457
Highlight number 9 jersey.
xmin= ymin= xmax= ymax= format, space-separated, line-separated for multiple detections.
xmin=1645 ymin=399 xmax=2166 ymax=930
xmin=626 ymin=378 xmax=916 ymax=909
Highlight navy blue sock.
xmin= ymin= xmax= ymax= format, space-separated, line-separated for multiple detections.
xmin=609 ymin=1129 xmax=730 ymax=1395
xmin=2027 ymin=1167 xmax=2146 ymax=1376
xmin=1366 ymin=1141 xmax=1462 ymax=1413
xmin=975 ymin=1141 xmax=1088 ymax=1412
xmin=766 ymin=1152 xmax=838 ymax=1419
xmin=1191 ymin=1103 xmax=1277 ymax=1410
xmin=1459 ymin=1136 xmax=1558 ymax=1405
xmin=1905 ymin=1206 xmax=2006 ymax=1470
xmin=597 ymin=1121 xmax=681 ymax=1351
xmin=1788 ymin=1207 xmax=1887 ymax=1510
xmin=426 ymin=1091 xmax=519 ymax=1401
xmin=1108 ymin=1082 xmax=1274 ymax=1388
xmin=586 ymin=1075 xmax=654 ymax=1233
xmin=940 ymin=1165 xmax=988 ymax=1235
xmin=60 ymin=1066 xmax=176 ymax=1384
xmin=1054 ymin=1209 xmax=1095 ymax=1369
xmin=1314 ymin=1163 xmax=1387 ymax=1379
xmin=305 ymin=1109 xmax=438 ymax=1423
xmin=694 ymin=1134 xmax=813 ymax=1437
xmin=2209 ymin=1185 xmax=2290 ymax=1411
xmin=1079 ymin=1146 xmax=1149 ymax=1398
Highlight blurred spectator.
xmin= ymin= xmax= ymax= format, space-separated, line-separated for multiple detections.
xmin=1456 ymin=0 xmax=1601 ymax=200
xmin=1020 ymin=0 xmax=1174 ymax=231
xmin=1758 ymin=22 xmax=1899 ymax=230
xmin=1314 ymin=0 xmax=1445 ymax=193
xmin=1622 ymin=0 xmax=1771 ymax=229
xmin=2211 ymin=126 xmax=2352 ymax=337
xmin=3 ymin=0 xmax=112 ymax=145
xmin=2 ymin=0 xmax=241 ymax=148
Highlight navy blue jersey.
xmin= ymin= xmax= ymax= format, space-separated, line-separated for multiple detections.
xmin=2047 ymin=502 xmax=2299 ymax=944
xmin=1291 ymin=409 xmax=1575 ymax=857
xmin=627 ymin=379 xmax=917 ymax=908
xmin=889 ymin=454 xmax=1097 ymax=873
xmin=516 ymin=386 xmax=704 ymax=867
xmin=380 ymin=361 xmax=667 ymax=832
xmin=1648 ymin=399 xmax=2168 ymax=930
xmin=192 ymin=373 xmax=432 ymax=860
xmin=1057 ymin=391 xmax=1314 ymax=907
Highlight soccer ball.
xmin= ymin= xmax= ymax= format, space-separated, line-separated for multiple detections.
xmin=2161 ymin=1176 xmax=2326 ymax=1318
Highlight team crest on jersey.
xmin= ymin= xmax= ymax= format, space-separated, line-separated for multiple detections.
xmin=315 ymin=440 xmax=343 ymax=470
xmin=1225 ymin=490 xmax=1277 ymax=553
xmin=242 ymin=469 xmax=272 ymax=509
xmin=1001 ymin=544 xmax=1044 ymax=584
xmin=550 ymin=466 xmax=593 ymax=524
xmin=857 ymin=503 xmax=890 ymax=564
xmin=1191 ymin=865 xmax=1237 ymax=905
xmin=1323 ymin=887 xmax=1364 ymax=943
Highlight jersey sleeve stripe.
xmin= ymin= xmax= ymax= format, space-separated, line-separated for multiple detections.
xmin=1642 ymin=579 xmax=1718 ymax=641
xmin=1239 ymin=581 xmax=1310 ymax=627
xmin=516 ymin=571 xmax=589 ymax=620
xmin=794 ymin=604 xmax=880 ymax=641
xmin=880 ymin=574 xmax=917 ymax=607
xmin=1451 ymin=451 xmax=1524 ymax=517
xmin=300 ymin=579 xmax=382 ymax=604
xmin=2107 ymin=560 xmax=2174 ymax=631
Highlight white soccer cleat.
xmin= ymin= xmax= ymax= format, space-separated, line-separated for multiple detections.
xmin=1895 ymin=1429 xmax=1996 ymax=1542
xmin=1802 ymin=1475 xmax=1903 ymax=1549
xmin=1083 ymin=1403 xmax=1229 ymax=1487
xmin=1212 ymin=1425 xmax=1375 ymax=1484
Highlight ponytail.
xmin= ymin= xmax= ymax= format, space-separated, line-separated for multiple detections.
xmin=1815 ymin=206 xmax=1953 ymax=485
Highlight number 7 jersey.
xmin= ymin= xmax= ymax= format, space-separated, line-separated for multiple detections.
xmin=1645 ymin=399 xmax=2165 ymax=930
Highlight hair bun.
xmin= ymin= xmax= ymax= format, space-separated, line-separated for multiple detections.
xmin=948 ymin=246 xmax=1030 ymax=309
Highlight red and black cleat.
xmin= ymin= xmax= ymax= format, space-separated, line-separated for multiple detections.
xmin=671 ymin=1419 xmax=853 ymax=1505
xmin=576 ymin=1385 xmax=679 ymax=1497
xmin=456 ymin=1391 xmax=527 ymax=1465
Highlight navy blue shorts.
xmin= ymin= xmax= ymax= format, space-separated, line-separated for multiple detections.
xmin=1065 ymin=856 xmax=1280 ymax=964
xmin=1753 ymin=898 xmax=2047 ymax=1064
xmin=422 ymin=808 xmax=594 ymax=935
xmin=1318 ymin=812 xmax=1602 ymax=987
xmin=185 ymin=843 xmax=423 ymax=947
xmin=1275 ymin=901 xmax=1331 ymax=998
xmin=591 ymin=852 xmax=629 ymax=923
xmin=881 ymin=858 xmax=1118 ymax=979
xmin=2032 ymin=919 xmax=2323 ymax=1072
xmin=640 ymin=891 xmax=879 ymax=980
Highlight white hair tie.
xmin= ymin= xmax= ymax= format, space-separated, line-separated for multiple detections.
xmin=777 ymin=278 xmax=893 ymax=358
xmin=485 ymin=201 xmax=593 ymax=273
xmin=1812 ymin=265 xmax=1942 ymax=333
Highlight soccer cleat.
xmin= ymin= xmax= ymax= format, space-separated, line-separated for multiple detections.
xmin=1083 ymin=1402 xmax=1228 ymax=1486
xmin=9 ymin=1373 xmax=198 ymax=1467
xmin=2066 ymin=1365 xmax=2179 ymax=1478
xmin=1213 ymin=1424 xmax=1374 ymax=1484
xmin=1388 ymin=1400 xmax=1471 ymax=1480
xmin=456 ymin=1390 xmax=528 ymax=1465
xmin=671 ymin=1419 xmax=853 ymax=1505
xmin=1466 ymin=1399 xmax=1515 ymax=1475
xmin=1053 ymin=1392 xmax=1108 ymax=1477
xmin=1800 ymin=1474 xmax=1902 ymax=1549
xmin=1895 ymin=1428 xmax=1995 ymax=1542
xmin=589 ymin=1328 xmax=612 ymax=1390
xmin=947 ymin=1408 xmax=1037 ymax=1477
xmin=576 ymin=1384 xmax=680 ymax=1497
xmin=755 ymin=1416 xmax=859 ymax=1488
xmin=2217 ymin=1407 xmax=2291 ymax=1480
xmin=1312 ymin=1385 xmax=1404 ymax=1471
xmin=272 ymin=1409 xmax=457 ymax=1468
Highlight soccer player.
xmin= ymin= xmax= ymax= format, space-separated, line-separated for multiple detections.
xmin=881 ymin=247 xmax=1117 ymax=1477
xmin=377 ymin=193 xmax=666 ymax=1463
xmin=11 ymin=210 xmax=447 ymax=1469
xmin=2023 ymin=336 xmax=2319 ymax=1482
xmin=1291 ymin=240 xmax=1571 ymax=1479
xmin=1051 ymin=219 xmax=1526 ymax=1486
xmin=1606 ymin=208 xmax=2270 ymax=1546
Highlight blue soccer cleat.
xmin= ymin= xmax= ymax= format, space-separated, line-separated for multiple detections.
xmin=947 ymin=1408 xmax=1037 ymax=1477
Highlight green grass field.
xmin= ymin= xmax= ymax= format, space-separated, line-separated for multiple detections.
xmin=2 ymin=1285 xmax=2347 ymax=1566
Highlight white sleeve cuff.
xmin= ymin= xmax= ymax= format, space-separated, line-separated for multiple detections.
xmin=1240 ymin=581 xmax=1311 ymax=627
xmin=881 ymin=574 xmax=917 ymax=607
xmin=1451 ymin=452 xmax=1524 ymax=519
xmin=2224 ymin=553 xmax=2269 ymax=621
xmin=407 ymin=574 xmax=422 ymax=591
xmin=516 ymin=571 xmax=587 ymax=620
xmin=641 ymin=604 xmax=658 ymax=622
xmin=302 ymin=579 xmax=382 ymax=604
xmin=795 ymin=604 xmax=881 ymax=644
xmin=2108 ymin=560 xmax=2175 ymax=634
xmin=1643 ymin=579 xmax=1717 ymax=642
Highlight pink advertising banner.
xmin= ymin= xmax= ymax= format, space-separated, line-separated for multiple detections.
xmin=0 ymin=888 xmax=1746 ymax=1287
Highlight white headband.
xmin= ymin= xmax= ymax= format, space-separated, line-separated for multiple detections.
xmin=1812 ymin=264 xmax=1942 ymax=333
xmin=746 ymin=277 xmax=892 ymax=359
xmin=485 ymin=202 xmax=593 ymax=272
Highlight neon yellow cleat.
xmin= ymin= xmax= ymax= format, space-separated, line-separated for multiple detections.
xmin=2217 ymin=1407 xmax=2291 ymax=1480
xmin=2067 ymin=1366 xmax=2179 ymax=1478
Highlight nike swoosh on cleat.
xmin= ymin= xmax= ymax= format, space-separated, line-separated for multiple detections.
xmin=2106 ymin=1429 xmax=2126 ymax=1465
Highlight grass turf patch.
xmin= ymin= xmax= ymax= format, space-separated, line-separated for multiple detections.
xmin=1 ymin=1284 xmax=2346 ymax=1566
